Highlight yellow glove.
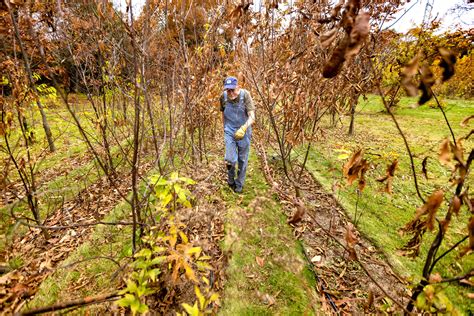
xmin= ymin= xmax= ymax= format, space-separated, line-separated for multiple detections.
xmin=234 ymin=125 xmax=247 ymax=140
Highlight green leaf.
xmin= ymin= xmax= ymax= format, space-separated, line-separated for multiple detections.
xmin=161 ymin=194 xmax=173 ymax=208
xmin=116 ymin=294 xmax=136 ymax=308
xmin=196 ymin=261 xmax=213 ymax=271
xmin=152 ymin=246 xmax=167 ymax=253
xmin=147 ymin=268 xmax=161 ymax=282
xmin=137 ymin=284 xmax=150 ymax=297
xmin=126 ymin=280 xmax=138 ymax=294
xmin=138 ymin=302 xmax=149 ymax=313
xmin=130 ymin=298 xmax=140 ymax=315
xmin=337 ymin=153 xmax=350 ymax=160
xmin=180 ymin=177 xmax=196 ymax=185
xmin=151 ymin=256 xmax=167 ymax=265
xmin=134 ymin=260 xmax=150 ymax=270
xmin=416 ymin=292 xmax=428 ymax=310
xmin=135 ymin=248 xmax=152 ymax=259
xmin=182 ymin=302 xmax=200 ymax=316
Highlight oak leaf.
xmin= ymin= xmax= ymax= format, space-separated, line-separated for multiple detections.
xmin=345 ymin=223 xmax=358 ymax=260
xmin=322 ymin=36 xmax=349 ymax=78
xmin=413 ymin=190 xmax=444 ymax=231
xmin=418 ymin=65 xmax=435 ymax=105
xmin=401 ymin=54 xmax=419 ymax=97
xmin=345 ymin=12 xmax=370 ymax=59
xmin=438 ymin=139 xmax=451 ymax=166
xmin=439 ymin=48 xmax=456 ymax=82
xmin=320 ymin=28 xmax=338 ymax=48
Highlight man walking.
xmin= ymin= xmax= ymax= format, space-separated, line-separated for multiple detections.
xmin=220 ymin=76 xmax=255 ymax=193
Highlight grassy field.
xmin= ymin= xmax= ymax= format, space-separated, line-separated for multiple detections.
xmin=302 ymin=95 xmax=474 ymax=312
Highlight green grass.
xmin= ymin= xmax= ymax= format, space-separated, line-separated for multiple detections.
xmin=25 ymin=195 xmax=133 ymax=311
xmin=219 ymin=153 xmax=318 ymax=315
xmin=302 ymin=95 xmax=474 ymax=313
xmin=0 ymin=97 xmax=142 ymax=253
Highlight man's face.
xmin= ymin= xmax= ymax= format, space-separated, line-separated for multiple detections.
xmin=226 ymin=87 xmax=238 ymax=99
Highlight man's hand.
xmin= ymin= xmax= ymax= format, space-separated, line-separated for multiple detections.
xmin=234 ymin=125 xmax=247 ymax=140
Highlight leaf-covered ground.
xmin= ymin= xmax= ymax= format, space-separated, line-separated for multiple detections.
xmin=2 ymin=96 xmax=472 ymax=314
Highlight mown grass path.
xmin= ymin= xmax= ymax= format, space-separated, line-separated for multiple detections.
xmin=218 ymin=152 xmax=318 ymax=315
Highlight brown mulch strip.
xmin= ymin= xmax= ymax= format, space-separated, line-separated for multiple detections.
xmin=139 ymin=160 xmax=228 ymax=315
xmin=256 ymin=144 xmax=411 ymax=314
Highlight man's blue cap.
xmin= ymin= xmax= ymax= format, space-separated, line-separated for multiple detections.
xmin=224 ymin=76 xmax=238 ymax=90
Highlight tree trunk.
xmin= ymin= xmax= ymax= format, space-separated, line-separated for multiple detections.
xmin=8 ymin=3 xmax=56 ymax=152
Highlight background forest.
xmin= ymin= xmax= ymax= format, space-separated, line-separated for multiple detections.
xmin=0 ymin=0 xmax=473 ymax=314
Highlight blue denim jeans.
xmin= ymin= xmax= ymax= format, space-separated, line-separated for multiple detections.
xmin=224 ymin=130 xmax=251 ymax=190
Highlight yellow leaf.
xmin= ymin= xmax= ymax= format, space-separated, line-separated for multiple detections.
xmin=186 ymin=246 xmax=202 ymax=258
xmin=337 ymin=153 xmax=350 ymax=160
xmin=209 ymin=293 xmax=219 ymax=303
xmin=179 ymin=231 xmax=189 ymax=244
xmin=195 ymin=286 xmax=205 ymax=310
xmin=182 ymin=302 xmax=200 ymax=316
xmin=184 ymin=263 xmax=198 ymax=283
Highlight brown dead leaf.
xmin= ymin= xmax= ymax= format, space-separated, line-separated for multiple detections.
xmin=439 ymin=48 xmax=456 ymax=82
xmin=467 ymin=293 xmax=474 ymax=299
xmin=401 ymin=54 xmax=419 ymax=97
xmin=321 ymin=28 xmax=338 ymax=48
xmin=343 ymin=149 xmax=367 ymax=186
xmin=452 ymin=141 xmax=464 ymax=165
xmin=439 ymin=139 xmax=452 ymax=166
xmin=365 ymin=289 xmax=374 ymax=311
xmin=422 ymin=157 xmax=429 ymax=179
xmin=461 ymin=115 xmax=474 ymax=127
xmin=345 ymin=223 xmax=358 ymax=260
xmin=460 ymin=279 xmax=474 ymax=286
xmin=452 ymin=195 xmax=461 ymax=215
xmin=345 ymin=12 xmax=370 ymax=59
xmin=288 ymin=198 xmax=305 ymax=225
xmin=39 ymin=258 xmax=53 ymax=273
xmin=11 ymin=283 xmax=31 ymax=298
xmin=322 ymin=36 xmax=349 ymax=78
xmin=255 ymin=256 xmax=265 ymax=267
xmin=429 ymin=272 xmax=442 ymax=283
xmin=377 ymin=159 xmax=398 ymax=193
xmin=414 ymin=190 xmax=444 ymax=231
xmin=464 ymin=216 xmax=474 ymax=255
xmin=263 ymin=293 xmax=276 ymax=306
xmin=418 ymin=64 xmax=435 ymax=105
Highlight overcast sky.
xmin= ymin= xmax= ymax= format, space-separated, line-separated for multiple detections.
xmin=389 ymin=0 xmax=473 ymax=32
xmin=113 ymin=0 xmax=473 ymax=33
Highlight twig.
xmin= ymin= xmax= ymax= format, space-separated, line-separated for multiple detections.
xmin=14 ymin=219 xmax=148 ymax=230
xmin=438 ymin=270 xmax=474 ymax=284
xmin=430 ymin=88 xmax=456 ymax=146
xmin=17 ymin=292 xmax=121 ymax=315
xmin=374 ymin=82 xmax=425 ymax=204
xmin=429 ymin=235 xmax=468 ymax=275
